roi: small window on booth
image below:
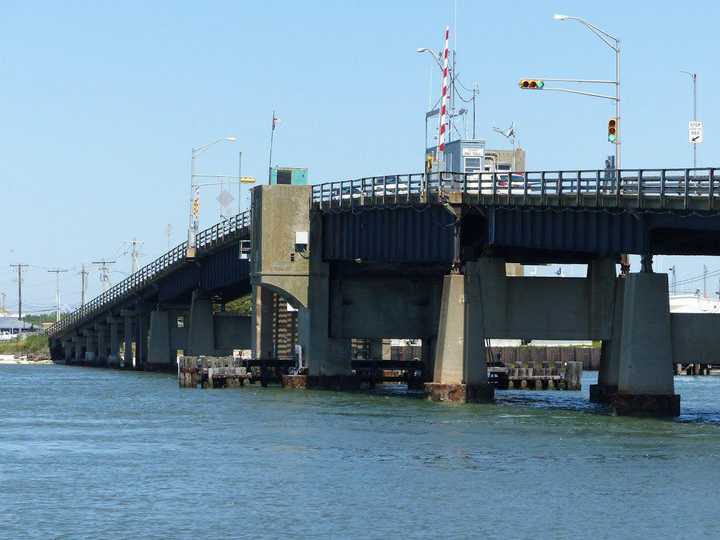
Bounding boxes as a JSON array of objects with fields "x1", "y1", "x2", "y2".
[
  {"x1": 276, "y1": 169, "x2": 292, "y2": 185},
  {"x1": 464, "y1": 157, "x2": 482, "y2": 172}
]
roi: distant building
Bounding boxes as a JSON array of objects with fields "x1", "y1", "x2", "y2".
[{"x1": 0, "y1": 317, "x2": 37, "y2": 341}]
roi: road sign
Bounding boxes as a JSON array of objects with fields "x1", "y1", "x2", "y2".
[{"x1": 689, "y1": 120, "x2": 703, "y2": 144}]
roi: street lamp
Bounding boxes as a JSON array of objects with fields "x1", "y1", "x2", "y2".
[
  {"x1": 416, "y1": 47, "x2": 443, "y2": 71},
  {"x1": 187, "y1": 136, "x2": 236, "y2": 257},
  {"x1": 493, "y1": 124, "x2": 517, "y2": 171},
  {"x1": 553, "y1": 14, "x2": 621, "y2": 169}
]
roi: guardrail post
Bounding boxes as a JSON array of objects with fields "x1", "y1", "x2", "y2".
[
  {"x1": 576, "y1": 171, "x2": 581, "y2": 206},
  {"x1": 595, "y1": 170, "x2": 601, "y2": 207},
  {"x1": 660, "y1": 170, "x2": 666, "y2": 207},
  {"x1": 637, "y1": 169, "x2": 643, "y2": 209},
  {"x1": 541, "y1": 171, "x2": 546, "y2": 205},
  {"x1": 684, "y1": 169, "x2": 690, "y2": 210},
  {"x1": 557, "y1": 171, "x2": 563, "y2": 206},
  {"x1": 710, "y1": 169, "x2": 715, "y2": 211},
  {"x1": 491, "y1": 172, "x2": 497, "y2": 205}
]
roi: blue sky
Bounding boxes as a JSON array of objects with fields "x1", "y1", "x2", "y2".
[{"x1": 2, "y1": 0, "x2": 720, "y2": 313}]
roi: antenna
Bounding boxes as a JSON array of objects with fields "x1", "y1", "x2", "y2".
[
  {"x1": 92, "y1": 260, "x2": 116, "y2": 293},
  {"x1": 47, "y1": 268, "x2": 69, "y2": 322}
]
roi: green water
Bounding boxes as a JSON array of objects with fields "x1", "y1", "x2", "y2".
[{"x1": 1, "y1": 365, "x2": 719, "y2": 539}]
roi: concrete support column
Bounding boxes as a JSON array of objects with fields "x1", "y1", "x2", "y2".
[
  {"x1": 425, "y1": 272, "x2": 492, "y2": 402},
  {"x1": 251, "y1": 285, "x2": 275, "y2": 359},
  {"x1": 611, "y1": 272, "x2": 680, "y2": 417},
  {"x1": 148, "y1": 309, "x2": 173, "y2": 369},
  {"x1": 421, "y1": 336, "x2": 436, "y2": 383},
  {"x1": 73, "y1": 337, "x2": 84, "y2": 364},
  {"x1": 187, "y1": 290, "x2": 215, "y2": 356},
  {"x1": 463, "y1": 261, "x2": 494, "y2": 402},
  {"x1": 63, "y1": 340, "x2": 73, "y2": 364},
  {"x1": 83, "y1": 329, "x2": 97, "y2": 364},
  {"x1": 136, "y1": 311, "x2": 149, "y2": 370},
  {"x1": 590, "y1": 276, "x2": 625, "y2": 403},
  {"x1": 107, "y1": 317, "x2": 121, "y2": 367},
  {"x1": 122, "y1": 311, "x2": 134, "y2": 369},
  {"x1": 425, "y1": 262, "x2": 496, "y2": 403},
  {"x1": 95, "y1": 323, "x2": 108, "y2": 366}
]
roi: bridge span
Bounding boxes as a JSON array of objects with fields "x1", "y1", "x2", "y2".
[{"x1": 48, "y1": 167, "x2": 720, "y2": 417}]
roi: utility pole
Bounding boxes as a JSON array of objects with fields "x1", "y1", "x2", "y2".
[
  {"x1": 668, "y1": 265, "x2": 677, "y2": 295},
  {"x1": 165, "y1": 224, "x2": 172, "y2": 251},
  {"x1": 125, "y1": 238, "x2": 143, "y2": 274},
  {"x1": 0, "y1": 291, "x2": 6, "y2": 314},
  {"x1": 268, "y1": 111, "x2": 278, "y2": 183},
  {"x1": 92, "y1": 260, "x2": 116, "y2": 293},
  {"x1": 47, "y1": 268, "x2": 68, "y2": 322},
  {"x1": 472, "y1": 83, "x2": 478, "y2": 139},
  {"x1": 79, "y1": 264, "x2": 89, "y2": 307},
  {"x1": 9, "y1": 264, "x2": 29, "y2": 321},
  {"x1": 681, "y1": 71, "x2": 698, "y2": 168}
]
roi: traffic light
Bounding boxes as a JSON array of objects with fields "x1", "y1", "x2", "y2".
[
  {"x1": 608, "y1": 118, "x2": 618, "y2": 143},
  {"x1": 425, "y1": 153, "x2": 434, "y2": 173},
  {"x1": 519, "y1": 79, "x2": 544, "y2": 90}
]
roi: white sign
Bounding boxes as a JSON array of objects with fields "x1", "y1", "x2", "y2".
[
  {"x1": 689, "y1": 120, "x2": 703, "y2": 144},
  {"x1": 462, "y1": 147, "x2": 484, "y2": 157}
]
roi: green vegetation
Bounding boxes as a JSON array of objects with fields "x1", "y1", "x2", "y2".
[
  {"x1": 24, "y1": 313, "x2": 63, "y2": 325},
  {"x1": 0, "y1": 335, "x2": 49, "y2": 355},
  {"x1": 224, "y1": 295, "x2": 251, "y2": 315}
]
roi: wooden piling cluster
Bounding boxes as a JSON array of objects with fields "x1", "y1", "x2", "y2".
[
  {"x1": 491, "y1": 360, "x2": 583, "y2": 391},
  {"x1": 178, "y1": 356, "x2": 250, "y2": 388},
  {"x1": 674, "y1": 363, "x2": 715, "y2": 376},
  {"x1": 490, "y1": 346, "x2": 600, "y2": 371}
]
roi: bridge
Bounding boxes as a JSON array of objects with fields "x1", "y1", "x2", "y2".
[{"x1": 48, "y1": 167, "x2": 720, "y2": 417}]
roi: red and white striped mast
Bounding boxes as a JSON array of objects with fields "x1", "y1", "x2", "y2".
[{"x1": 437, "y1": 26, "x2": 450, "y2": 171}]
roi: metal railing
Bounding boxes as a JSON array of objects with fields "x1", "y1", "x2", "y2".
[
  {"x1": 49, "y1": 210, "x2": 252, "y2": 338},
  {"x1": 311, "y1": 168, "x2": 719, "y2": 210}
]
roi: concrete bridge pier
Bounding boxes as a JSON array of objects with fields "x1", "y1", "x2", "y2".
[
  {"x1": 72, "y1": 336, "x2": 84, "y2": 364},
  {"x1": 251, "y1": 285, "x2": 275, "y2": 359},
  {"x1": 147, "y1": 309, "x2": 174, "y2": 370},
  {"x1": 135, "y1": 311, "x2": 149, "y2": 370},
  {"x1": 94, "y1": 323, "x2": 109, "y2": 366},
  {"x1": 590, "y1": 277, "x2": 625, "y2": 404},
  {"x1": 121, "y1": 309, "x2": 135, "y2": 369},
  {"x1": 421, "y1": 336, "x2": 436, "y2": 384},
  {"x1": 83, "y1": 328, "x2": 97, "y2": 365},
  {"x1": 187, "y1": 290, "x2": 215, "y2": 356},
  {"x1": 611, "y1": 270, "x2": 680, "y2": 417},
  {"x1": 306, "y1": 269, "x2": 354, "y2": 388},
  {"x1": 63, "y1": 338, "x2": 73, "y2": 364},
  {"x1": 424, "y1": 266, "x2": 494, "y2": 403},
  {"x1": 107, "y1": 316, "x2": 122, "y2": 367}
]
